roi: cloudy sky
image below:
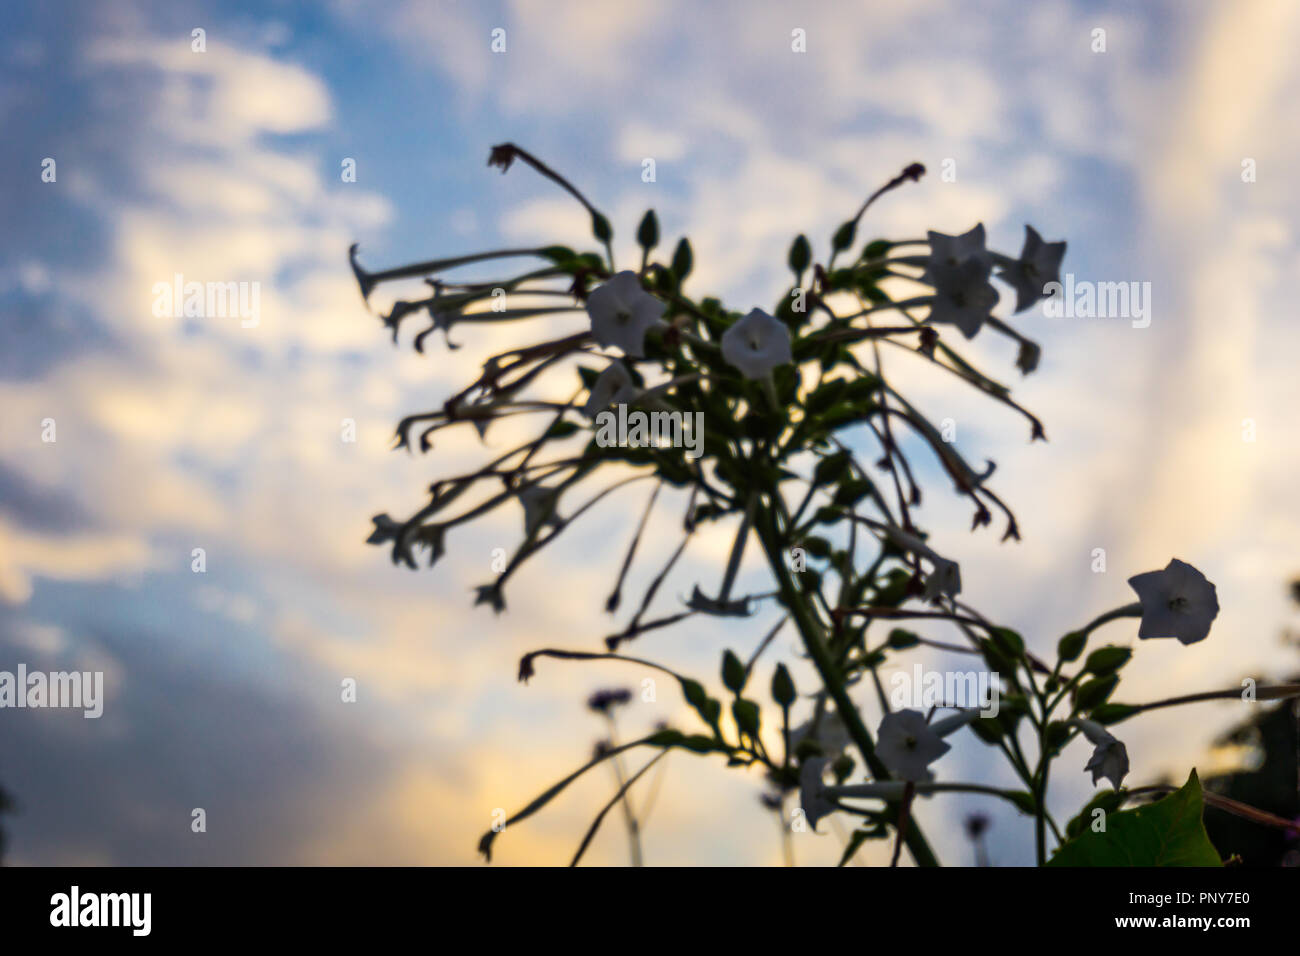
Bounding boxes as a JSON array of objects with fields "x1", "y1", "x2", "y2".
[{"x1": 2, "y1": 0, "x2": 1299, "y2": 866}]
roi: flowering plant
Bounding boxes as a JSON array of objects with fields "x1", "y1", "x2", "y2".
[{"x1": 353, "y1": 144, "x2": 1300, "y2": 866}]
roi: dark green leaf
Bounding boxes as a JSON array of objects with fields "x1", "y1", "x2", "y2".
[
  {"x1": 732, "y1": 699, "x2": 761, "y2": 736},
  {"x1": 1047, "y1": 771, "x2": 1222, "y2": 867},
  {"x1": 721, "y1": 650, "x2": 746, "y2": 694},
  {"x1": 1085, "y1": 646, "x2": 1132, "y2": 676},
  {"x1": 1075, "y1": 675, "x2": 1119, "y2": 711}
]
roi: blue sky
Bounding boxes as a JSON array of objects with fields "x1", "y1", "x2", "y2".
[{"x1": 2, "y1": 0, "x2": 1299, "y2": 865}]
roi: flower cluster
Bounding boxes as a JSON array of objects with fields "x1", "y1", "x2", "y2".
[{"x1": 356, "y1": 144, "x2": 1299, "y2": 867}]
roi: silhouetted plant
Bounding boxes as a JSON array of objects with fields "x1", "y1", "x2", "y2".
[{"x1": 355, "y1": 144, "x2": 1300, "y2": 865}]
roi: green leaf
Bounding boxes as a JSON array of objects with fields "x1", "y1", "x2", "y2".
[
  {"x1": 679, "y1": 678, "x2": 720, "y2": 732},
  {"x1": 675, "y1": 734, "x2": 729, "y2": 754},
  {"x1": 680, "y1": 677, "x2": 707, "y2": 707},
  {"x1": 1090, "y1": 702, "x2": 1140, "y2": 726},
  {"x1": 1043, "y1": 720, "x2": 1072, "y2": 757},
  {"x1": 843, "y1": 373, "x2": 882, "y2": 402},
  {"x1": 1075, "y1": 674, "x2": 1120, "y2": 711},
  {"x1": 636, "y1": 209, "x2": 659, "y2": 251},
  {"x1": 861, "y1": 239, "x2": 891, "y2": 260},
  {"x1": 801, "y1": 536, "x2": 831, "y2": 558},
  {"x1": 1064, "y1": 789, "x2": 1125, "y2": 841},
  {"x1": 991, "y1": 628, "x2": 1025, "y2": 659},
  {"x1": 537, "y1": 245, "x2": 577, "y2": 265},
  {"x1": 1085, "y1": 645, "x2": 1132, "y2": 676},
  {"x1": 732, "y1": 699, "x2": 761, "y2": 736},
  {"x1": 811, "y1": 448, "x2": 851, "y2": 483},
  {"x1": 721, "y1": 650, "x2": 746, "y2": 694},
  {"x1": 971, "y1": 716, "x2": 1004, "y2": 743},
  {"x1": 1047, "y1": 770, "x2": 1222, "y2": 867}
]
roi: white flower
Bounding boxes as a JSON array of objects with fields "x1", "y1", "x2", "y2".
[
  {"x1": 928, "y1": 707, "x2": 981, "y2": 738},
  {"x1": 1074, "y1": 718, "x2": 1130, "y2": 790},
  {"x1": 586, "y1": 271, "x2": 667, "y2": 358},
  {"x1": 876, "y1": 709, "x2": 950, "y2": 782},
  {"x1": 519, "y1": 483, "x2": 563, "y2": 537},
  {"x1": 927, "y1": 259, "x2": 999, "y2": 339},
  {"x1": 884, "y1": 525, "x2": 962, "y2": 601},
  {"x1": 720, "y1": 308, "x2": 793, "y2": 379},
  {"x1": 582, "y1": 361, "x2": 640, "y2": 419},
  {"x1": 826, "y1": 780, "x2": 910, "y2": 801},
  {"x1": 921, "y1": 224, "x2": 992, "y2": 284},
  {"x1": 997, "y1": 225, "x2": 1066, "y2": 313},
  {"x1": 790, "y1": 708, "x2": 852, "y2": 760},
  {"x1": 798, "y1": 757, "x2": 838, "y2": 833},
  {"x1": 920, "y1": 224, "x2": 998, "y2": 339},
  {"x1": 1127, "y1": 558, "x2": 1220, "y2": 645},
  {"x1": 922, "y1": 555, "x2": 962, "y2": 602}
]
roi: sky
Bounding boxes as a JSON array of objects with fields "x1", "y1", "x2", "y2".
[{"x1": 2, "y1": 0, "x2": 1299, "y2": 866}]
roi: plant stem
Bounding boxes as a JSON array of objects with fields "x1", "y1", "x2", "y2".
[{"x1": 754, "y1": 503, "x2": 940, "y2": 866}]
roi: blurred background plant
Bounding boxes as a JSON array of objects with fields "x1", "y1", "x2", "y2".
[
  {"x1": 1201, "y1": 579, "x2": 1300, "y2": 866},
  {"x1": 0, "y1": 784, "x2": 12, "y2": 865},
  {"x1": 585, "y1": 686, "x2": 670, "y2": 866}
]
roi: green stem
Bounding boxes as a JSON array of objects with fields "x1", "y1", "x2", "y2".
[
  {"x1": 1035, "y1": 755, "x2": 1051, "y2": 866},
  {"x1": 754, "y1": 503, "x2": 940, "y2": 867}
]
